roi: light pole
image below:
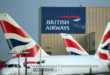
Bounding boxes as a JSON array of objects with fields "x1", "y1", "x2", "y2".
[
  {"x1": 37, "y1": 60, "x2": 45, "y2": 75},
  {"x1": 9, "y1": 51, "x2": 20, "y2": 75},
  {"x1": 89, "y1": 67, "x2": 92, "y2": 75},
  {"x1": 21, "y1": 52, "x2": 31, "y2": 75}
]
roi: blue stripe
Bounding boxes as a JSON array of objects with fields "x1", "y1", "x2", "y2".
[
  {"x1": 7, "y1": 39, "x2": 29, "y2": 50},
  {"x1": 69, "y1": 51, "x2": 81, "y2": 55},
  {"x1": 102, "y1": 43, "x2": 110, "y2": 50}
]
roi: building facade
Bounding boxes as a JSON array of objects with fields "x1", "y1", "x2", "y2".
[{"x1": 40, "y1": 7, "x2": 110, "y2": 55}]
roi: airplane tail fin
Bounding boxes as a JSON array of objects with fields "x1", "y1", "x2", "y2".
[
  {"x1": 61, "y1": 33, "x2": 88, "y2": 55},
  {"x1": 0, "y1": 13, "x2": 48, "y2": 58},
  {"x1": 95, "y1": 22, "x2": 110, "y2": 60}
]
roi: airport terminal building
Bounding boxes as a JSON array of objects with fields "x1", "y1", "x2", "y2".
[{"x1": 40, "y1": 7, "x2": 110, "y2": 55}]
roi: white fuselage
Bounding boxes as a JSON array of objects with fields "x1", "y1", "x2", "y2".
[{"x1": 1, "y1": 55, "x2": 109, "y2": 75}]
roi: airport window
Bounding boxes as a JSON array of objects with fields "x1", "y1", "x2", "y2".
[
  {"x1": 73, "y1": 65, "x2": 77, "y2": 67},
  {"x1": 63, "y1": 65, "x2": 65, "y2": 67},
  {"x1": 48, "y1": 65, "x2": 51, "y2": 67},
  {"x1": 4, "y1": 64, "x2": 8, "y2": 67},
  {"x1": 58, "y1": 65, "x2": 60, "y2": 67},
  {"x1": 93, "y1": 41, "x2": 95, "y2": 46},
  {"x1": 8, "y1": 64, "x2": 13, "y2": 67},
  {"x1": 45, "y1": 65, "x2": 47, "y2": 67},
  {"x1": 36, "y1": 65, "x2": 38, "y2": 67},
  {"x1": 50, "y1": 65, "x2": 52, "y2": 67},
  {"x1": 62, "y1": 65, "x2": 64, "y2": 67},
  {"x1": 55, "y1": 65, "x2": 57, "y2": 67},
  {"x1": 60, "y1": 65, "x2": 62, "y2": 67},
  {"x1": 51, "y1": 65, "x2": 55, "y2": 67},
  {"x1": 53, "y1": 65, "x2": 56, "y2": 67},
  {"x1": 64, "y1": 65, "x2": 66, "y2": 67},
  {"x1": 4, "y1": 64, "x2": 21, "y2": 68},
  {"x1": 48, "y1": 65, "x2": 50, "y2": 67},
  {"x1": 77, "y1": 65, "x2": 79, "y2": 67},
  {"x1": 68, "y1": 65, "x2": 70, "y2": 67},
  {"x1": 33, "y1": 65, "x2": 36, "y2": 68},
  {"x1": 15, "y1": 64, "x2": 21, "y2": 68},
  {"x1": 51, "y1": 65, "x2": 53, "y2": 67},
  {"x1": 45, "y1": 65, "x2": 48, "y2": 67},
  {"x1": 65, "y1": 65, "x2": 68, "y2": 67}
]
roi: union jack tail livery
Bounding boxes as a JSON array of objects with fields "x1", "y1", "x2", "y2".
[
  {"x1": 95, "y1": 23, "x2": 110, "y2": 60},
  {"x1": 0, "y1": 13, "x2": 48, "y2": 58},
  {"x1": 61, "y1": 33, "x2": 88, "y2": 55}
]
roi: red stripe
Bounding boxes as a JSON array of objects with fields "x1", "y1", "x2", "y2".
[
  {"x1": 13, "y1": 44, "x2": 40, "y2": 58},
  {"x1": 0, "y1": 63, "x2": 5, "y2": 68},
  {"x1": 63, "y1": 39, "x2": 85, "y2": 51},
  {"x1": 23, "y1": 61, "x2": 37, "y2": 64},
  {"x1": 0, "y1": 20, "x2": 29, "y2": 38},
  {"x1": 58, "y1": 16, "x2": 80, "y2": 18},
  {"x1": 102, "y1": 30, "x2": 110, "y2": 44},
  {"x1": 98, "y1": 52, "x2": 109, "y2": 60}
]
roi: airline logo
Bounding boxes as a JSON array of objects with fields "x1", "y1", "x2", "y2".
[
  {"x1": 98, "y1": 44, "x2": 110, "y2": 60},
  {"x1": 41, "y1": 7, "x2": 86, "y2": 34},
  {"x1": 58, "y1": 16, "x2": 81, "y2": 22},
  {"x1": 61, "y1": 33, "x2": 88, "y2": 55},
  {"x1": 102, "y1": 43, "x2": 110, "y2": 50},
  {"x1": 98, "y1": 52, "x2": 109, "y2": 60},
  {"x1": 97, "y1": 26, "x2": 110, "y2": 60},
  {"x1": 102, "y1": 30, "x2": 110, "y2": 44},
  {"x1": 63, "y1": 38, "x2": 87, "y2": 55},
  {"x1": 98, "y1": 43, "x2": 110, "y2": 60},
  {"x1": 0, "y1": 20, "x2": 40, "y2": 58},
  {"x1": 63, "y1": 39, "x2": 85, "y2": 52}
]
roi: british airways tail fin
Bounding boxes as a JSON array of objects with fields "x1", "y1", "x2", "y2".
[
  {"x1": 61, "y1": 33, "x2": 88, "y2": 55},
  {"x1": 0, "y1": 13, "x2": 48, "y2": 58},
  {"x1": 95, "y1": 22, "x2": 110, "y2": 60}
]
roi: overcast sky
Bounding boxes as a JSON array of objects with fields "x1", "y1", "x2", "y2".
[{"x1": 0, "y1": 0, "x2": 110, "y2": 60}]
